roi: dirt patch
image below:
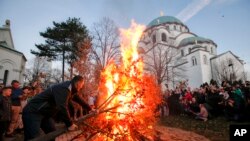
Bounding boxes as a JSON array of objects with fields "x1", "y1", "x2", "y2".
[{"x1": 155, "y1": 126, "x2": 210, "y2": 141}]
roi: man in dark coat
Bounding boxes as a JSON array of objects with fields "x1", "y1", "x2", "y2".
[
  {"x1": 22, "y1": 75, "x2": 90, "y2": 141},
  {"x1": 0, "y1": 86, "x2": 12, "y2": 141}
]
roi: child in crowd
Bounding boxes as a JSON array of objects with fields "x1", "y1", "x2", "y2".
[
  {"x1": 16, "y1": 86, "x2": 30, "y2": 131},
  {"x1": 20, "y1": 86, "x2": 30, "y2": 108},
  {"x1": 0, "y1": 86, "x2": 12, "y2": 140},
  {"x1": 195, "y1": 104, "x2": 208, "y2": 121}
]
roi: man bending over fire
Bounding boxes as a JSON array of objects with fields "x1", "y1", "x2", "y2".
[{"x1": 22, "y1": 75, "x2": 91, "y2": 141}]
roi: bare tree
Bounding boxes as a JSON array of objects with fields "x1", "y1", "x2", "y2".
[
  {"x1": 91, "y1": 17, "x2": 120, "y2": 70},
  {"x1": 24, "y1": 56, "x2": 52, "y2": 86},
  {"x1": 243, "y1": 71, "x2": 248, "y2": 81},
  {"x1": 140, "y1": 39, "x2": 185, "y2": 89},
  {"x1": 50, "y1": 68, "x2": 62, "y2": 83},
  {"x1": 24, "y1": 69, "x2": 34, "y2": 85},
  {"x1": 213, "y1": 58, "x2": 243, "y2": 84}
]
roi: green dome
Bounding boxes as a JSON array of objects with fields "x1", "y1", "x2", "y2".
[
  {"x1": 148, "y1": 16, "x2": 183, "y2": 27},
  {"x1": 179, "y1": 36, "x2": 214, "y2": 47}
]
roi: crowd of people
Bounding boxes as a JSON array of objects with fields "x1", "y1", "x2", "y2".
[
  {"x1": 1, "y1": 77, "x2": 250, "y2": 140},
  {"x1": 159, "y1": 80, "x2": 250, "y2": 122},
  {"x1": 0, "y1": 76, "x2": 96, "y2": 141},
  {"x1": 0, "y1": 80, "x2": 41, "y2": 140}
]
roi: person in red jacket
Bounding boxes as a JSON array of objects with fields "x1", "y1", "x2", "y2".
[{"x1": 184, "y1": 87, "x2": 193, "y2": 102}]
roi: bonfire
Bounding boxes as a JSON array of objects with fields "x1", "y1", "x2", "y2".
[{"x1": 36, "y1": 21, "x2": 162, "y2": 141}]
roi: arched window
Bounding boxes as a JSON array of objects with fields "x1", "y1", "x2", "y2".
[
  {"x1": 192, "y1": 56, "x2": 197, "y2": 66},
  {"x1": 181, "y1": 50, "x2": 184, "y2": 57},
  {"x1": 203, "y1": 55, "x2": 207, "y2": 64},
  {"x1": 211, "y1": 47, "x2": 213, "y2": 54},
  {"x1": 161, "y1": 33, "x2": 167, "y2": 42},
  {"x1": 205, "y1": 46, "x2": 207, "y2": 51},
  {"x1": 166, "y1": 26, "x2": 169, "y2": 31},
  {"x1": 228, "y1": 59, "x2": 233, "y2": 66},
  {"x1": 173, "y1": 25, "x2": 176, "y2": 30},
  {"x1": 152, "y1": 34, "x2": 156, "y2": 43},
  {"x1": 3, "y1": 70, "x2": 9, "y2": 86}
]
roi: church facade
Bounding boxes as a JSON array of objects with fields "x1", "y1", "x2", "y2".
[
  {"x1": 0, "y1": 20, "x2": 26, "y2": 85},
  {"x1": 139, "y1": 16, "x2": 245, "y2": 88}
]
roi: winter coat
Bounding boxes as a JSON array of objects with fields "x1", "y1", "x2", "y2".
[
  {"x1": 23, "y1": 81, "x2": 74, "y2": 127},
  {"x1": 0, "y1": 95, "x2": 12, "y2": 121},
  {"x1": 11, "y1": 87, "x2": 23, "y2": 106}
]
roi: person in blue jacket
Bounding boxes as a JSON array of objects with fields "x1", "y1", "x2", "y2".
[{"x1": 6, "y1": 80, "x2": 23, "y2": 137}]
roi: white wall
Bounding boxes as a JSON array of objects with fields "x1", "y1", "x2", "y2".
[
  {"x1": 0, "y1": 28, "x2": 14, "y2": 49},
  {"x1": 0, "y1": 47, "x2": 26, "y2": 85},
  {"x1": 199, "y1": 51, "x2": 212, "y2": 84},
  {"x1": 184, "y1": 51, "x2": 203, "y2": 88}
]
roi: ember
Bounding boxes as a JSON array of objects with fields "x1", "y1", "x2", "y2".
[{"x1": 77, "y1": 20, "x2": 162, "y2": 141}]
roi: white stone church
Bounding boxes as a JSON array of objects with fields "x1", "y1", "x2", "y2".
[
  {"x1": 139, "y1": 16, "x2": 245, "y2": 89},
  {"x1": 0, "y1": 20, "x2": 26, "y2": 85}
]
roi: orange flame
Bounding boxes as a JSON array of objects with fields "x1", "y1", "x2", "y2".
[{"x1": 93, "y1": 20, "x2": 161, "y2": 141}]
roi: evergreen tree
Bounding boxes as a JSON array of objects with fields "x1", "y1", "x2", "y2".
[{"x1": 31, "y1": 17, "x2": 90, "y2": 81}]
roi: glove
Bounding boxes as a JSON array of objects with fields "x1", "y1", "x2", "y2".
[{"x1": 68, "y1": 123, "x2": 78, "y2": 131}]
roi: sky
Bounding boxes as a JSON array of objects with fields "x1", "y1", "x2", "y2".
[{"x1": 0, "y1": 0, "x2": 250, "y2": 76}]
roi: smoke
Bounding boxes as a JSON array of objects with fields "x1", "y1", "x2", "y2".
[{"x1": 176, "y1": 0, "x2": 212, "y2": 23}]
